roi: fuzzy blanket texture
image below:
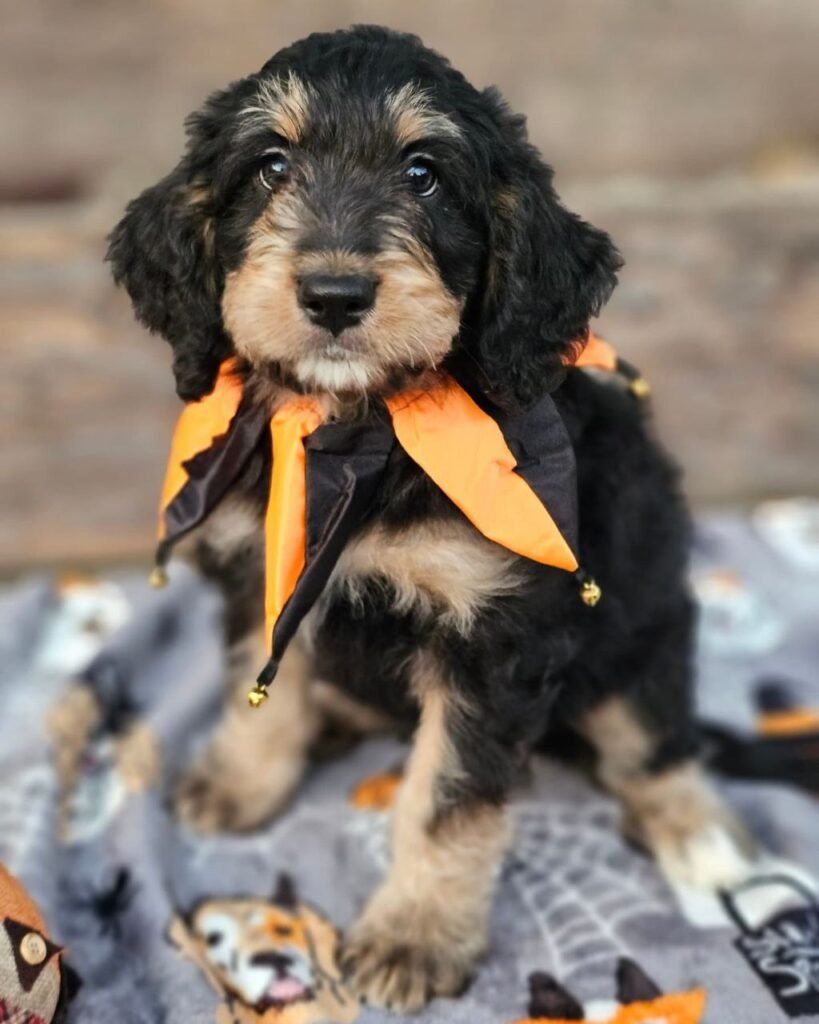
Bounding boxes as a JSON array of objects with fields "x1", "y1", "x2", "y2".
[{"x1": 1, "y1": 501, "x2": 819, "y2": 1024}]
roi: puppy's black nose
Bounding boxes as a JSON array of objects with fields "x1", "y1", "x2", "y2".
[{"x1": 297, "y1": 274, "x2": 375, "y2": 335}]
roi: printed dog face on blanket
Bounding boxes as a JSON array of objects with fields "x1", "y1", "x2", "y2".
[
  {"x1": 108, "y1": 26, "x2": 620, "y2": 405},
  {"x1": 168, "y1": 877, "x2": 358, "y2": 1024}
]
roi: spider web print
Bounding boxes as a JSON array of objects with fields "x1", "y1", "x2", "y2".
[
  {"x1": 506, "y1": 800, "x2": 672, "y2": 983},
  {"x1": 345, "y1": 807, "x2": 392, "y2": 873},
  {"x1": 0, "y1": 763, "x2": 57, "y2": 876},
  {"x1": 345, "y1": 796, "x2": 674, "y2": 984}
]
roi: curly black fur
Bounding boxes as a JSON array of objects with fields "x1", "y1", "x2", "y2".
[
  {"x1": 106, "y1": 87, "x2": 242, "y2": 398},
  {"x1": 464, "y1": 87, "x2": 622, "y2": 402}
]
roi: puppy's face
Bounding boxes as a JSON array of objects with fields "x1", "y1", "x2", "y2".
[
  {"x1": 219, "y1": 71, "x2": 479, "y2": 396},
  {"x1": 109, "y1": 27, "x2": 621, "y2": 406}
]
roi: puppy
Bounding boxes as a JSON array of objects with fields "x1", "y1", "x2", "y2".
[{"x1": 108, "y1": 26, "x2": 753, "y2": 1011}]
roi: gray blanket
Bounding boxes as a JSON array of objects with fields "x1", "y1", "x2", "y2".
[{"x1": 2, "y1": 501, "x2": 819, "y2": 1024}]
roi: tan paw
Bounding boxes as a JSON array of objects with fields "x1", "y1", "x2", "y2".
[
  {"x1": 618, "y1": 762, "x2": 757, "y2": 891},
  {"x1": 339, "y1": 918, "x2": 472, "y2": 1012},
  {"x1": 174, "y1": 750, "x2": 302, "y2": 833}
]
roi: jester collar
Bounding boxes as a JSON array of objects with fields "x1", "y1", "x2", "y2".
[{"x1": 153, "y1": 333, "x2": 645, "y2": 704}]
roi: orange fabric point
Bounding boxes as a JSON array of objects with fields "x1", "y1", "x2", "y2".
[
  {"x1": 158, "y1": 359, "x2": 244, "y2": 538},
  {"x1": 386, "y1": 377, "x2": 578, "y2": 572},
  {"x1": 569, "y1": 331, "x2": 618, "y2": 372},
  {"x1": 264, "y1": 399, "x2": 325, "y2": 652}
]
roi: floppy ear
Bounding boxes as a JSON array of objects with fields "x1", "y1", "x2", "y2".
[
  {"x1": 477, "y1": 91, "x2": 622, "y2": 405},
  {"x1": 106, "y1": 96, "x2": 236, "y2": 401}
]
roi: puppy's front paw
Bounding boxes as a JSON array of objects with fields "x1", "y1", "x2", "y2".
[
  {"x1": 339, "y1": 917, "x2": 472, "y2": 1012},
  {"x1": 174, "y1": 748, "x2": 301, "y2": 833}
]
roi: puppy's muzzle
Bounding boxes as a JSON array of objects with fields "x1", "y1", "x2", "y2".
[{"x1": 297, "y1": 273, "x2": 376, "y2": 336}]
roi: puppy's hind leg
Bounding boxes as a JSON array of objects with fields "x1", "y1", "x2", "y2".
[{"x1": 582, "y1": 680, "x2": 756, "y2": 889}]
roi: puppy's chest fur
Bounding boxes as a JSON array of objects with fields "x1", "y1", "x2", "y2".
[
  {"x1": 310, "y1": 511, "x2": 526, "y2": 721},
  {"x1": 197, "y1": 487, "x2": 523, "y2": 632},
  {"x1": 189, "y1": 470, "x2": 523, "y2": 721},
  {"x1": 191, "y1": 439, "x2": 526, "y2": 655},
  {"x1": 328, "y1": 520, "x2": 523, "y2": 636}
]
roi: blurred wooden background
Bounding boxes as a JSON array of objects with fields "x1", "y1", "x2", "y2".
[{"x1": 2, "y1": 0, "x2": 819, "y2": 572}]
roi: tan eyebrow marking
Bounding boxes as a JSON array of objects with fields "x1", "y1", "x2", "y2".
[
  {"x1": 239, "y1": 71, "x2": 313, "y2": 143},
  {"x1": 386, "y1": 83, "x2": 463, "y2": 147}
]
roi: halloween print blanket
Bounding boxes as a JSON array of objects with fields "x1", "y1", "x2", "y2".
[{"x1": 1, "y1": 500, "x2": 819, "y2": 1024}]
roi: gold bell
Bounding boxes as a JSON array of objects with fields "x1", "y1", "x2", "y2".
[
  {"x1": 580, "y1": 578, "x2": 603, "y2": 607},
  {"x1": 247, "y1": 683, "x2": 269, "y2": 709},
  {"x1": 629, "y1": 376, "x2": 651, "y2": 399},
  {"x1": 149, "y1": 566, "x2": 169, "y2": 589}
]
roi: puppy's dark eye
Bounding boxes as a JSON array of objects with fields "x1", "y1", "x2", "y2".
[
  {"x1": 259, "y1": 151, "x2": 290, "y2": 190},
  {"x1": 405, "y1": 157, "x2": 438, "y2": 198}
]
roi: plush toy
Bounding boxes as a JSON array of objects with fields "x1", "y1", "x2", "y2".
[
  {"x1": 514, "y1": 958, "x2": 705, "y2": 1024},
  {"x1": 0, "y1": 863, "x2": 79, "y2": 1023},
  {"x1": 151, "y1": 333, "x2": 645, "y2": 701}
]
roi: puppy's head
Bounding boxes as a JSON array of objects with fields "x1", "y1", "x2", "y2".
[{"x1": 108, "y1": 26, "x2": 621, "y2": 405}]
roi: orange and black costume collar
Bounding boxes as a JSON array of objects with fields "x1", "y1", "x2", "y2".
[{"x1": 152, "y1": 333, "x2": 645, "y2": 704}]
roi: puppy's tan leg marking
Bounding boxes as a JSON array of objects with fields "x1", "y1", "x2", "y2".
[
  {"x1": 340, "y1": 656, "x2": 510, "y2": 1012},
  {"x1": 582, "y1": 697, "x2": 755, "y2": 888},
  {"x1": 174, "y1": 628, "x2": 320, "y2": 833},
  {"x1": 336, "y1": 521, "x2": 522, "y2": 637}
]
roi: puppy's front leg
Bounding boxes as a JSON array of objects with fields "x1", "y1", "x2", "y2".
[
  {"x1": 340, "y1": 655, "x2": 510, "y2": 1012},
  {"x1": 173, "y1": 496, "x2": 322, "y2": 832},
  {"x1": 175, "y1": 629, "x2": 320, "y2": 832}
]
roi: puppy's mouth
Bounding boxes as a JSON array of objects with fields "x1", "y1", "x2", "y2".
[
  {"x1": 308, "y1": 330, "x2": 366, "y2": 362},
  {"x1": 316, "y1": 340, "x2": 348, "y2": 362}
]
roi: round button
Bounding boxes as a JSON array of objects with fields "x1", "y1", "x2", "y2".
[{"x1": 20, "y1": 931, "x2": 47, "y2": 966}]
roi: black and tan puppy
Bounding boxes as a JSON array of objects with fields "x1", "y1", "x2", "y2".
[{"x1": 108, "y1": 26, "x2": 753, "y2": 1011}]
